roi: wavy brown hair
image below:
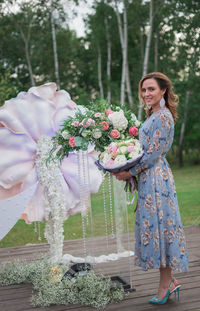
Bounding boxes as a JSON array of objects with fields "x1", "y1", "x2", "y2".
[{"x1": 138, "y1": 72, "x2": 179, "y2": 123}]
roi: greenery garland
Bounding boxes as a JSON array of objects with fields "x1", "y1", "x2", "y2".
[{"x1": 0, "y1": 258, "x2": 125, "y2": 308}]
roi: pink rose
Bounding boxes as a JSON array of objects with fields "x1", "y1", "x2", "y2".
[
  {"x1": 101, "y1": 121, "x2": 109, "y2": 131},
  {"x1": 110, "y1": 129, "x2": 120, "y2": 139},
  {"x1": 73, "y1": 121, "x2": 79, "y2": 127},
  {"x1": 109, "y1": 145, "x2": 118, "y2": 153},
  {"x1": 68, "y1": 136, "x2": 76, "y2": 147},
  {"x1": 129, "y1": 126, "x2": 138, "y2": 137},
  {"x1": 106, "y1": 159, "x2": 114, "y2": 166},
  {"x1": 80, "y1": 118, "x2": 95, "y2": 128},
  {"x1": 127, "y1": 146, "x2": 135, "y2": 153},
  {"x1": 105, "y1": 109, "x2": 114, "y2": 115}
]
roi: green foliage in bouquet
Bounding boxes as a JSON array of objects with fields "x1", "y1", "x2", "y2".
[
  {"x1": 50, "y1": 100, "x2": 142, "y2": 162},
  {"x1": 0, "y1": 258, "x2": 125, "y2": 308}
]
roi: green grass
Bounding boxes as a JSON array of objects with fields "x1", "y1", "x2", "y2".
[{"x1": 0, "y1": 165, "x2": 199, "y2": 248}]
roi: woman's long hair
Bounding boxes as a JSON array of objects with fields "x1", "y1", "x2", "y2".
[{"x1": 138, "y1": 72, "x2": 179, "y2": 123}]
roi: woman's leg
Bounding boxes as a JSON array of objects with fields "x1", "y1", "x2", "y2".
[{"x1": 157, "y1": 266, "x2": 174, "y2": 299}]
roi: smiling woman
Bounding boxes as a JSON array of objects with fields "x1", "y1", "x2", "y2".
[
  {"x1": 113, "y1": 72, "x2": 189, "y2": 305},
  {"x1": 141, "y1": 78, "x2": 166, "y2": 112}
]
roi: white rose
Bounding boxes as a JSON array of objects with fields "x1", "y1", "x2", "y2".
[
  {"x1": 102, "y1": 152, "x2": 112, "y2": 164},
  {"x1": 108, "y1": 110, "x2": 128, "y2": 130},
  {"x1": 134, "y1": 140, "x2": 142, "y2": 150},
  {"x1": 92, "y1": 128, "x2": 102, "y2": 139},
  {"x1": 81, "y1": 129, "x2": 90, "y2": 137},
  {"x1": 114, "y1": 154, "x2": 127, "y2": 163},
  {"x1": 119, "y1": 146, "x2": 127, "y2": 154},
  {"x1": 61, "y1": 130, "x2": 71, "y2": 139}
]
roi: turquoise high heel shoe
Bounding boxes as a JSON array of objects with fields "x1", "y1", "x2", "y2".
[{"x1": 149, "y1": 279, "x2": 181, "y2": 304}]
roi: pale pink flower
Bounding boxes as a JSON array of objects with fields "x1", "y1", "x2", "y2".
[
  {"x1": 80, "y1": 118, "x2": 95, "y2": 128},
  {"x1": 109, "y1": 144, "x2": 118, "y2": 153},
  {"x1": 72, "y1": 121, "x2": 79, "y2": 127},
  {"x1": 127, "y1": 146, "x2": 135, "y2": 153},
  {"x1": 105, "y1": 109, "x2": 114, "y2": 115},
  {"x1": 106, "y1": 159, "x2": 114, "y2": 166},
  {"x1": 94, "y1": 112, "x2": 101, "y2": 118},
  {"x1": 0, "y1": 83, "x2": 102, "y2": 226}
]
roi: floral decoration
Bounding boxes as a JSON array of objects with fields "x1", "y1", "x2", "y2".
[
  {"x1": 50, "y1": 105, "x2": 142, "y2": 161},
  {"x1": 0, "y1": 258, "x2": 125, "y2": 308}
]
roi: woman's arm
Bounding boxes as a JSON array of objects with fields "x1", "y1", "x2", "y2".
[
  {"x1": 113, "y1": 112, "x2": 173, "y2": 181},
  {"x1": 129, "y1": 112, "x2": 173, "y2": 176}
]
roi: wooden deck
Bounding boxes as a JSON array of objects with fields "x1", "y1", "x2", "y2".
[{"x1": 0, "y1": 225, "x2": 200, "y2": 311}]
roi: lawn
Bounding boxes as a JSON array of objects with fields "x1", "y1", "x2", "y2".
[{"x1": 0, "y1": 165, "x2": 199, "y2": 248}]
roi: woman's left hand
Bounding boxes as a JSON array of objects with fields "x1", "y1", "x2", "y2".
[{"x1": 112, "y1": 171, "x2": 132, "y2": 181}]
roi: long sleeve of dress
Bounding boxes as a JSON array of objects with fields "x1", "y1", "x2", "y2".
[{"x1": 129, "y1": 111, "x2": 173, "y2": 176}]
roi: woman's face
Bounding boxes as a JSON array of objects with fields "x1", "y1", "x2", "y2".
[{"x1": 141, "y1": 78, "x2": 166, "y2": 112}]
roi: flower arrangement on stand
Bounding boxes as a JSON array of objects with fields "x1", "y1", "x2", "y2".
[
  {"x1": 50, "y1": 105, "x2": 143, "y2": 197},
  {"x1": 50, "y1": 105, "x2": 142, "y2": 161}
]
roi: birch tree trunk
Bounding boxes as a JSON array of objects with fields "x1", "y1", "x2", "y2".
[
  {"x1": 19, "y1": 25, "x2": 35, "y2": 86},
  {"x1": 97, "y1": 44, "x2": 104, "y2": 98},
  {"x1": 138, "y1": 0, "x2": 153, "y2": 120},
  {"x1": 104, "y1": 15, "x2": 111, "y2": 106},
  {"x1": 178, "y1": 91, "x2": 190, "y2": 167},
  {"x1": 154, "y1": 32, "x2": 158, "y2": 71},
  {"x1": 140, "y1": 26, "x2": 144, "y2": 61},
  {"x1": 50, "y1": 0, "x2": 60, "y2": 89},
  {"x1": 115, "y1": 1, "x2": 125, "y2": 105},
  {"x1": 115, "y1": 0, "x2": 133, "y2": 106}
]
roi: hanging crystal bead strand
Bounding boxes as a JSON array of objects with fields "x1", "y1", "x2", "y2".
[
  {"x1": 77, "y1": 151, "x2": 87, "y2": 259},
  {"x1": 81, "y1": 151, "x2": 89, "y2": 226},
  {"x1": 108, "y1": 173, "x2": 115, "y2": 238},
  {"x1": 126, "y1": 188, "x2": 131, "y2": 205},
  {"x1": 125, "y1": 197, "x2": 133, "y2": 289},
  {"x1": 102, "y1": 174, "x2": 109, "y2": 249},
  {"x1": 86, "y1": 151, "x2": 94, "y2": 236}
]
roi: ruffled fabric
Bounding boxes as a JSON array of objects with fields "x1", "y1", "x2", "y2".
[{"x1": 0, "y1": 83, "x2": 102, "y2": 224}]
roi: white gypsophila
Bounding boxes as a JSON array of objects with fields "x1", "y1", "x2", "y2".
[
  {"x1": 131, "y1": 113, "x2": 141, "y2": 127},
  {"x1": 35, "y1": 135, "x2": 66, "y2": 263},
  {"x1": 114, "y1": 154, "x2": 127, "y2": 164},
  {"x1": 108, "y1": 110, "x2": 128, "y2": 130},
  {"x1": 119, "y1": 146, "x2": 127, "y2": 154},
  {"x1": 131, "y1": 113, "x2": 137, "y2": 121},
  {"x1": 61, "y1": 130, "x2": 71, "y2": 140},
  {"x1": 102, "y1": 152, "x2": 112, "y2": 164},
  {"x1": 92, "y1": 128, "x2": 102, "y2": 139},
  {"x1": 135, "y1": 120, "x2": 141, "y2": 127}
]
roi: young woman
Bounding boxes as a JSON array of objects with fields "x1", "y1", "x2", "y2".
[{"x1": 113, "y1": 72, "x2": 189, "y2": 304}]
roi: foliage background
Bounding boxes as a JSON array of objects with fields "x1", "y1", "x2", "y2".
[{"x1": 0, "y1": 0, "x2": 199, "y2": 165}]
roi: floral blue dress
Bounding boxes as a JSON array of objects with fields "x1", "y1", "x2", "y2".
[{"x1": 129, "y1": 107, "x2": 189, "y2": 272}]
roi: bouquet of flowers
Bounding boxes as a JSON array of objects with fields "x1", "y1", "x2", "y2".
[
  {"x1": 95, "y1": 139, "x2": 143, "y2": 173},
  {"x1": 50, "y1": 102, "x2": 142, "y2": 163},
  {"x1": 50, "y1": 101, "x2": 143, "y2": 203}
]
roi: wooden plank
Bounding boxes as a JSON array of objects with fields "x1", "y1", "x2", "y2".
[{"x1": 0, "y1": 226, "x2": 200, "y2": 311}]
